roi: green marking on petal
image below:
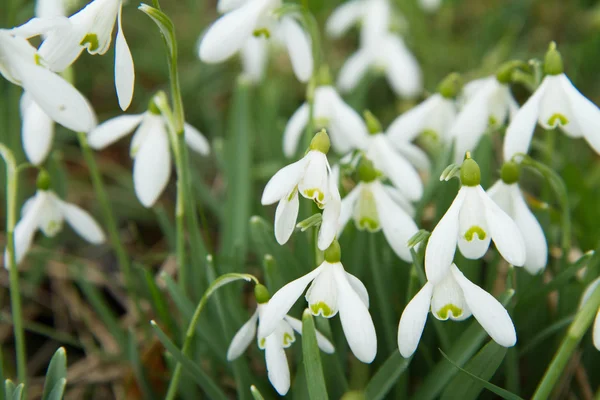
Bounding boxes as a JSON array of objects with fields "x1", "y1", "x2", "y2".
[
  {"x1": 464, "y1": 225, "x2": 486, "y2": 241},
  {"x1": 259, "y1": 338, "x2": 266, "y2": 348},
  {"x1": 314, "y1": 117, "x2": 330, "y2": 127},
  {"x1": 547, "y1": 113, "x2": 568, "y2": 127},
  {"x1": 80, "y1": 33, "x2": 99, "y2": 52},
  {"x1": 436, "y1": 304, "x2": 463, "y2": 320},
  {"x1": 358, "y1": 217, "x2": 380, "y2": 232},
  {"x1": 287, "y1": 186, "x2": 298, "y2": 202},
  {"x1": 253, "y1": 28, "x2": 271, "y2": 38},
  {"x1": 355, "y1": 189, "x2": 380, "y2": 232},
  {"x1": 282, "y1": 333, "x2": 294, "y2": 346},
  {"x1": 34, "y1": 53, "x2": 43, "y2": 66},
  {"x1": 304, "y1": 188, "x2": 325, "y2": 208},
  {"x1": 310, "y1": 302, "x2": 333, "y2": 317},
  {"x1": 420, "y1": 129, "x2": 439, "y2": 142},
  {"x1": 488, "y1": 115, "x2": 498, "y2": 126}
]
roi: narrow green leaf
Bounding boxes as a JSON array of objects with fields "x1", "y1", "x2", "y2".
[
  {"x1": 250, "y1": 385, "x2": 265, "y2": 400},
  {"x1": 42, "y1": 347, "x2": 67, "y2": 400},
  {"x1": 4, "y1": 381, "x2": 23, "y2": 400},
  {"x1": 45, "y1": 378, "x2": 66, "y2": 400},
  {"x1": 439, "y1": 350, "x2": 524, "y2": 400},
  {"x1": 127, "y1": 330, "x2": 155, "y2": 400},
  {"x1": 364, "y1": 351, "x2": 411, "y2": 400},
  {"x1": 151, "y1": 322, "x2": 228, "y2": 400},
  {"x1": 441, "y1": 341, "x2": 508, "y2": 400},
  {"x1": 302, "y1": 310, "x2": 329, "y2": 400},
  {"x1": 141, "y1": 267, "x2": 179, "y2": 338},
  {"x1": 0, "y1": 347, "x2": 4, "y2": 400},
  {"x1": 138, "y1": 4, "x2": 175, "y2": 57},
  {"x1": 519, "y1": 316, "x2": 573, "y2": 356}
]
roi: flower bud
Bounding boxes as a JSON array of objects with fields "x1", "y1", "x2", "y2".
[
  {"x1": 36, "y1": 169, "x2": 51, "y2": 191},
  {"x1": 357, "y1": 157, "x2": 379, "y2": 183},
  {"x1": 438, "y1": 72, "x2": 463, "y2": 98},
  {"x1": 254, "y1": 284, "x2": 271, "y2": 304},
  {"x1": 460, "y1": 153, "x2": 481, "y2": 187},
  {"x1": 500, "y1": 161, "x2": 520, "y2": 184},
  {"x1": 363, "y1": 110, "x2": 382, "y2": 135},
  {"x1": 324, "y1": 239, "x2": 341, "y2": 263},
  {"x1": 544, "y1": 41, "x2": 563, "y2": 76},
  {"x1": 309, "y1": 129, "x2": 331, "y2": 154}
]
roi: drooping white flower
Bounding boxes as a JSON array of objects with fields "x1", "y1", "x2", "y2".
[
  {"x1": 87, "y1": 108, "x2": 210, "y2": 208},
  {"x1": 198, "y1": 0, "x2": 313, "y2": 83},
  {"x1": 261, "y1": 130, "x2": 340, "y2": 250},
  {"x1": 487, "y1": 162, "x2": 547, "y2": 274},
  {"x1": 387, "y1": 73, "x2": 462, "y2": 145},
  {"x1": 338, "y1": 32, "x2": 422, "y2": 99},
  {"x1": 0, "y1": 29, "x2": 96, "y2": 134},
  {"x1": 36, "y1": 0, "x2": 134, "y2": 110},
  {"x1": 503, "y1": 44, "x2": 600, "y2": 160},
  {"x1": 425, "y1": 157, "x2": 526, "y2": 285},
  {"x1": 338, "y1": 157, "x2": 418, "y2": 262},
  {"x1": 227, "y1": 285, "x2": 334, "y2": 395},
  {"x1": 449, "y1": 76, "x2": 518, "y2": 163},
  {"x1": 326, "y1": 0, "x2": 391, "y2": 44},
  {"x1": 258, "y1": 240, "x2": 377, "y2": 363},
  {"x1": 283, "y1": 84, "x2": 368, "y2": 157},
  {"x1": 398, "y1": 263, "x2": 516, "y2": 357},
  {"x1": 4, "y1": 186, "x2": 105, "y2": 267},
  {"x1": 579, "y1": 277, "x2": 600, "y2": 351}
]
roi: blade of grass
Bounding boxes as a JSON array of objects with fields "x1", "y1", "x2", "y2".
[
  {"x1": 42, "y1": 347, "x2": 66, "y2": 400},
  {"x1": 127, "y1": 330, "x2": 156, "y2": 400},
  {"x1": 302, "y1": 310, "x2": 329, "y2": 400},
  {"x1": 364, "y1": 351, "x2": 411, "y2": 400}
]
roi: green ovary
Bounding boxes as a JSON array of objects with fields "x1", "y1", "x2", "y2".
[
  {"x1": 80, "y1": 33, "x2": 99, "y2": 52},
  {"x1": 547, "y1": 113, "x2": 568, "y2": 127},
  {"x1": 464, "y1": 226, "x2": 486, "y2": 241},
  {"x1": 436, "y1": 304, "x2": 463, "y2": 320},
  {"x1": 310, "y1": 302, "x2": 333, "y2": 317}
]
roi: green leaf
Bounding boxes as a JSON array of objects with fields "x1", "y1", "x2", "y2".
[
  {"x1": 44, "y1": 378, "x2": 66, "y2": 400},
  {"x1": 138, "y1": 4, "x2": 175, "y2": 58},
  {"x1": 42, "y1": 347, "x2": 67, "y2": 400},
  {"x1": 439, "y1": 349, "x2": 524, "y2": 400},
  {"x1": 364, "y1": 351, "x2": 411, "y2": 400},
  {"x1": 127, "y1": 330, "x2": 155, "y2": 400},
  {"x1": 151, "y1": 322, "x2": 228, "y2": 400},
  {"x1": 441, "y1": 341, "x2": 508, "y2": 400},
  {"x1": 250, "y1": 385, "x2": 265, "y2": 400},
  {"x1": 4, "y1": 381, "x2": 23, "y2": 400},
  {"x1": 302, "y1": 310, "x2": 329, "y2": 400}
]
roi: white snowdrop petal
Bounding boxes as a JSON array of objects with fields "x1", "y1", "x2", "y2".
[
  {"x1": 424, "y1": 188, "x2": 466, "y2": 284},
  {"x1": 274, "y1": 190, "x2": 299, "y2": 245},
  {"x1": 394, "y1": 141, "x2": 431, "y2": 172},
  {"x1": 593, "y1": 309, "x2": 600, "y2": 351},
  {"x1": 559, "y1": 74, "x2": 600, "y2": 154},
  {"x1": 510, "y1": 185, "x2": 547, "y2": 273},
  {"x1": 11, "y1": 16, "x2": 69, "y2": 38},
  {"x1": 345, "y1": 271, "x2": 369, "y2": 308},
  {"x1": 383, "y1": 185, "x2": 415, "y2": 216},
  {"x1": 133, "y1": 126, "x2": 172, "y2": 207},
  {"x1": 264, "y1": 335, "x2": 290, "y2": 395},
  {"x1": 183, "y1": 123, "x2": 210, "y2": 155},
  {"x1": 280, "y1": 17, "x2": 313, "y2": 83},
  {"x1": 217, "y1": 0, "x2": 247, "y2": 13},
  {"x1": 383, "y1": 35, "x2": 422, "y2": 98},
  {"x1": 479, "y1": 186, "x2": 526, "y2": 267},
  {"x1": 36, "y1": 0, "x2": 66, "y2": 18},
  {"x1": 115, "y1": 4, "x2": 135, "y2": 111},
  {"x1": 387, "y1": 95, "x2": 440, "y2": 143},
  {"x1": 457, "y1": 187, "x2": 491, "y2": 260},
  {"x1": 87, "y1": 114, "x2": 144, "y2": 149},
  {"x1": 283, "y1": 103, "x2": 309, "y2": 158},
  {"x1": 338, "y1": 184, "x2": 361, "y2": 236},
  {"x1": 284, "y1": 316, "x2": 336, "y2": 354},
  {"x1": 258, "y1": 265, "x2": 324, "y2": 338},
  {"x1": 261, "y1": 158, "x2": 307, "y2": 205},
  {"x1": 21, "y1": 95, "x2": 54, "y2": 165},
  {"x1": 240, "y1": 36, "x2": 268, "y2": 83},
  {"x1": 334, "y1": 264, "x2": 377, "y2": 363},
  {"x1": 361, "y1": 0, "x2": 390, "y2": 45},
  {"x1": 326, "y1": 0, "x2": 365, "y2": 38},
  {"x1": 397, "y1": 282, "x2": 432, "y2": 358},
  {"x1": 452, "y1": 265, "x2": 516, "y2": 347},
  {"x1": 7, "y1": 195, "x2": 45, "y2": 266},
  {"x1": 37, "y1": 22, "x2": 85, "y2": 72},
  {"x1": 318, "y1": 175, "x2": 341, "y2": 250},
  {"x1": 227, "y1": 309, "x2": 258, "y2": 360},
  {"x1": 330, "y1": 94, "x2": 369, "y2": 151},
  {"x1": 337, "y1": 49, "x2": 371, "y2": 93},
  {"x1": 60, "y1": 202, "x2": 106, "y2": 244}
]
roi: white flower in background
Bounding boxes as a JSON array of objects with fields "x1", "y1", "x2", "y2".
[
  {"x1": 258, "y1": 240, "x2": 377, "y2": 363},
  {"x1": 227, "y1": 285, "x2": 334, "y2": 395},
  {"x1": 87, "y1": 105, "x2": 210, "y2": 208},
  {"x1": 326, "y1": 0, "x2": 391, "y2": 44},
  {"x1": 418, "y1": 0, "x2": 442, "y2": 12},
  {"x1": 397, "y1": 263, "x2": 516, "y2": 357},
  {"x1": 338, "y1": 157, "x2": 418, "y2": 262},
  {"x1": 425, "y1": 156, "x2": 526, "y2": 284},
  {"x1": 503, "y1": 43, "x2": 600, "y2": 160},
  {"x1": 240, "y1": 35, "x2": 268, "y2": 84},
  {"x1": 199, "y1": 0, "x2": 313, "y2": 83},
  {"x1": 579, "y1": 277, "x2": 600, "y2": 351},
  {"x1": 487, "y1": 162, "x2": 547, "y2": 274},
  {"x1": 261, "y1": 130, "x2": 340, "y2": 250},
  {"x1": 338, "y1": 32, "x2": 422, "y2": 99},
  {"x1": 37, "y1": 0, "x2": 135, "y2": 110},
  {"x1": 449, "y1": 75, "x2": 518, "y2": 163},
  {"x1": 36, "y1": 0, "x2": 67, "y2": 19},
  {"x1": 283, "y1": 82, "x2": 368, "y2": 157},
  {"x1": 4, "y1": 174, "x2": 105, "y2": 267},
  {"x1": 387, "y1": 73, "x2": 461, "y2": 145},
  {"x1": 0, "y1": 29, "x2": 96, "y2": 134}
]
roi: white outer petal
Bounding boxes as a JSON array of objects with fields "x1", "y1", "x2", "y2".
[
  {"x1": 560, "y1": 74, "x2": 600, "y2": 154},
  {"x1": 36, "y1": 0, "x2": 67, "y2": 18},
  {"x1": 21, "y1": 93, "x2": 54, "y2": 165},
  {"x1": 227, "y1": 309, "x2": 258, "y2": 360},
  {"x1": 261, "y1": 157, "x2": 307, "y2": 205},
  {"x1": 59, "y1": 201, "x2": 106, "y2": 244},
  {"x1": 133, "y1": 125, "x2": 172, "y2": 207},
  {"x1": 329, "y1": 91, "x2": 369, "y2": 151},
  {"x1": 338, "y1": 184, "x2": 362, "y2": 236},
  {"x1": 383, "y1": 35, "x2": 422, "y2": 99},
  {"x1": 274, "y1": 190, "x2": 299, "y2": 245},
  {"x1": 279, "y1": 17, "x2": 313, "y2": 83},
  {"x1": 337, "y1": 49, "x2": 371, "y2": 93},
  {"x1": 115, "y1": 4, "x2": 135, "y2": 111},
  {"x1": 345, "y1": 271, "x2": 369, "y2": 308},
  {"x1": 5, "y1": 195, "x2": 45, "y2": 266},
  {"x1": 87, "y1": 114, "x2": 144, "y2": 149},
  {"x1": 284, "y1": 315, "x2": 335, "y2": 354},
  {"x1": 282, "y1": 103, "x2": 309, "y2": 158},
  {"x1": 451, "y1": 265, "x2": 516, "y2": 347},
  {"x1": 184, "y1": 123, "x2": 210, "y2": 155},
  {"x1": 593, "y1": 309, "x2": 600, "y2": 351},
  {"x1": 264, "y1": 334, "x2": 290, "y2": 395},
  {"x1": 240, "y1": 36, "x2": 268, "y2": 84},
  {"x1": 397, "y1": 282, "x2": 432, "y2": 358},
  {"x1": 318, "y1": 174, "x2": 341, "y2": 250},
  {"x1": 387, "y1": 95, "x2": 441, "y2": 143},
  {"x1": 217, "y1": 0, "x2": 248, "y2": 13},
  {"x1": 325, "y1": 0, "x2": 365, "y2": 38}
]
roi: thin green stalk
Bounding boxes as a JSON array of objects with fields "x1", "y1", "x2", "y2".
[
  {"x1": 76, "y1": 132, "x2": 142, "y2": 319},
  {"x1": 0, "y1": 145, "x2": 27, "y2": 395},
  {"x1": 531, "y1": 283, "x2": 600, "y2": 400}
]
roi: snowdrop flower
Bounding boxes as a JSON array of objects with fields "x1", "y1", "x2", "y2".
[
  {"x1": 387, "y1": 73, "x2": 462, "y2": 145},
  {"x1": 418, "y1": 0, "x2": 442, "y2": 12},
  {"x1": 0, "y1": 29, "x2": 96, "y2": 134},
  {"x1": 487, "y1": 162, "x2": 547, "y2": 274},
  {"x1": 449, "y1": 70, "x2": 518, "y2": 163},
  {"x1": 338, "y1": 32, "x2": 422, "y2": 99},
  {"x1": 87, "y1": 102, "x2": 210, "y2": 208},
  {"x1": 37, "y1": 0, "x2": 135, "y2": 110},
  {"x1": 425, "y1": 155, "x2": 526, "y2": 284},
  {"x1": 261, "y1": 130, "x2": 340, "y2": 250},
  {"x1": 4, "y1": 172, "x2": 105, "y2": 267},
  {"x1": 579, "y1": 277, "x2": 600, "y2": 351},
  {"x1": 503, "y1": 43, "x2": 600, "y2": 160},
  {"x1": 283, "y1": 69, "x2": 368, "y2": 156},
  {"x1": 338, "y1": 157, "x2": 418, "y2": 262},
  {"x1": 199, "y1": 0, "x2": 313, "y2": 82},
  {"x1": 259, "y1": 240, "x2": 377, "y2": 363},
  {"x1": 326, "y1": 0, "x2": 391, "y2": 44},
  {"x1": 397, "y1": 263, "x2": 516, "y2": 357},
  {"x1": 228, "y1": 284, "x2": 334, "y2": 395},
  {"x1": 36, "y1": 0, "x2": 67, "y2": 20}
]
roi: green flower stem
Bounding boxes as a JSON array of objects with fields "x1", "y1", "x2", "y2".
[
  {"x1": 0, "y1": 144, "x2": 27, "y2": 395},
  {"x1": 76, "y1": 132, "x2": 141, "y2": 320},
  {"x1": 532, "y1": 283, "x2": 600, "y2": 400}
]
